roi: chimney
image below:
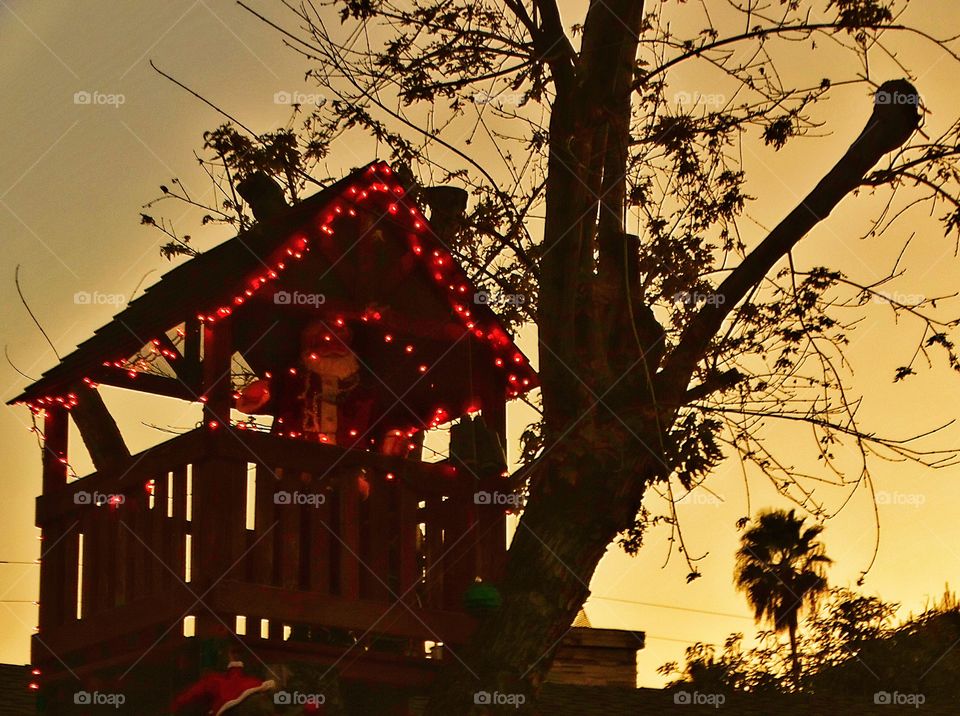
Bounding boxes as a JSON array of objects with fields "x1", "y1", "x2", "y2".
[
  {"x1": 237, "y1": 172, "x2": 288, "y2": 223},
  {"x1": 421, "y1": 185, "x2": 468, "y2": 244},
  {"x1": 546, "y1": 627, "x2": 645, "y2": 688}
]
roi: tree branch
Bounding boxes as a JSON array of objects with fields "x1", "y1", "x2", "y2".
[{"x1": 660, "y1": 80, "x2": 921, "y2": 396}]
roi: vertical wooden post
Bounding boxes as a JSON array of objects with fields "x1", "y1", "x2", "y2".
[
  {"x1": 183, "y1": 316, "x2": 202, "y2": 391},
  {"x1": 194, "y1": 320, "x2": 245, "y2": 639},
  {"x1": 477, "y1": 384, "x2": 509, "y2": 583},
  {"x1": 41, "y1": 407, "x2": 69, "y2": 493},
  {"x1": 338, "y1": 472, "x2": 361, "y2": 600},
  {"x1": 202, "y1": 321, "x2": 233, "y2": 428},
  {"x1": 397, "y1": 483, "x2": 419, "y2": 598},
  {"x1": 37, "y1": 407, "x2": 72, "y2": 638},
  {"x1": 481, "y1": 384, "x2": 507, "y2": 451},
  {"x1": 365, "y1": 473, "x2": 392, "y2": 600}
]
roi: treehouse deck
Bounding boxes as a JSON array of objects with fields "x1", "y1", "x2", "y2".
[
  {"x1": 33, "y1": 426, "x2": 510, "y2": 708},
  {"x1": 11, "y1": 161, "x2": 538, "y2": 711}
]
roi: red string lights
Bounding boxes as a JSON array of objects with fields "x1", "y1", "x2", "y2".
[{"x1": 19, "y1": 162, "x2": 538, "y2": 433}]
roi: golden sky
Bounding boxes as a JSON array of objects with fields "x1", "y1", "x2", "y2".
[{"x1": 1, "y1": 0, "x2": 959, "y2": 689}]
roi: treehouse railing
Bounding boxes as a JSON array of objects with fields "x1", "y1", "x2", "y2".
[{"x1": 33, "y1": 427, "x2": 508, "y2": 683}]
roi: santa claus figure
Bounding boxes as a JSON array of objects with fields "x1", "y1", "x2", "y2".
[
  {"x1": 298, "y1": 320, "x2": 361, "y2": 444},
  {"x1": 236, "y1": 320, "x2": 375, "y2": 447},
  {"x1": 171, "y1": 650, "x2": 276, "y2": 715}
]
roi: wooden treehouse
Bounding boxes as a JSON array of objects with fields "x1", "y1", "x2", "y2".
[{"x1": 11, "y1": 161, "x2": 538, "y2": 711}]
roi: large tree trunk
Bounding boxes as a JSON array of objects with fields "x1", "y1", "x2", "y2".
[
  {"x1": 425, "y1": 0, "x2": 920, "y2": 708},
  {"x1": 428, "y1": 3, "x2": 657, "y2": 712},
  {"x1": 788, "y1": 620, "x2": 800, "y2": 686},
  {"x1": 427, "y1": 447, "x2": 655, "y2": 713}
]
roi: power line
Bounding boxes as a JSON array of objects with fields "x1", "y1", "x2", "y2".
[
  {"x1": 590, "y1": 595, "x2": 753, "y2": 621},
  {"x1": 644, "y1": 634, "x2": 712, "y2": 646}
]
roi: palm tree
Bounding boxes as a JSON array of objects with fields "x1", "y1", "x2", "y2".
[{"x1": 734, "y1": 508, "x2": 832, "y2": 684}]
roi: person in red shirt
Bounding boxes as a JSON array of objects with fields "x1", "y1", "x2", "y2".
[{"x1": 171, "y1": 648, "x2": 277, "y2": 715}]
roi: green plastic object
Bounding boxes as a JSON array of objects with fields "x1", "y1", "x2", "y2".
[{"x1": 463, "y1": 580, "x2": 502, "y2": 616}]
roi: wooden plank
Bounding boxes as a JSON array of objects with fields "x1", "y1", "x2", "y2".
[
  {"x1": 475, "y1": 504, "x2": 507, "y2": 584},
  {"x1": 39, "y1": 585, "x2": 194, "y2": 657},
  {"x1": 397, "y1": 484, "x2": 419, "y2": 598},
  {"x1": 113, "y1": 505, "x2": 129, "y2": 607},
  {"x1": 93, "y1": 368, "x2": 195, "y2": 401},
  {"x1": 423, "y1": 496, "x2": 444, "y2": 609},
  {"x1": 170, "y1": 465, "x2": 188, "y2": 586},
  {"x1": 276, "y1": 471, "x2": 303, "y2": 591},
  {"x1": 61, "y1": 520, "x2": 79, "y2": 624},
  {"x1": 364, "y1": 473, "x2": 392, "y2": 600},
  {"x1": 94, "y1": 508, "x2": 113, "y2": 614},
  {"x1": 201, "y1": 321, "x2": 234, "y2": 426},
  {"x1": 37, "y1": 429, "x2": 208, "y2": 524},
  {"x1": 209, "y1": 580, "x2": 475, "y2": 644},
  {"x1": 125, "y1": 493, "x2": 141, "y2": 603},
  {"x1": 41, "y1": 407, "x2": 69, "y2": 493},
  {"x1": 217, "y1": 430, "x2": 453, "y2": 490},
  {"x1": 252, "y1": 464, "x2": 278, "y2": 585},
  {"x1": 442, "y1": 484, "x2": 477, "y2": 611},
  {"x1": 236, "y1": 637, "x2": 443, "y2": 688},
  {"x1": 183, "y1": 315, "x2": 202, "y2": 388},
  {"x1": 190, "y1": 457, "x2": 246, "y2": 585},
  {"x1": 149, "y1": 471, "x2": 170, "y2": 593},
  {"x1": 306, "y1": 473, "x2": 331, "y2": 594},
  {"x1": 38, "y1": 407, "x2": 68, "y2": 633},
  {"x1": 338, "y1": 471, "x2": 361, "y2": 600},
  {"x1": 79, "y1": 510, "x2": 96, "y2": 618}
]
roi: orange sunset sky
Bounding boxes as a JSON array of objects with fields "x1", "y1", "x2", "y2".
[{"x1": 1, "y1": 1, "x2": 959, "y2": 687}]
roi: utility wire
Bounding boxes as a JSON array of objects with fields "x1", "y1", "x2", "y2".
[{"x1": 590, "y1": 595, "x2": 753, "y2": 621}]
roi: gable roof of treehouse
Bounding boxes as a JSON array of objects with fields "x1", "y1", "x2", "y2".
[{"x1": 9, "y1": 161, "x2": 538, "y2": 433}]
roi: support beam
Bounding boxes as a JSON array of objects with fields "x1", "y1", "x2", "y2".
[
  {"x1": 68, "y1": 387, "x2": 130, "y2": 474},
  {"x1": 92, "y1": 369, "x2": 195, "y2": 401}
]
